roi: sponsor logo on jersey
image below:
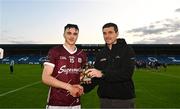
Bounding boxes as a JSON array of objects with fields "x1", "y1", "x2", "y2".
[{"x1": 58, "y1": 65, "x2": 81, "y2": 74}]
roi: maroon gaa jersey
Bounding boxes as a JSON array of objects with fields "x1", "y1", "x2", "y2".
[{"x1": 44, "y1": 45, "x2": 87, "y2": 106}]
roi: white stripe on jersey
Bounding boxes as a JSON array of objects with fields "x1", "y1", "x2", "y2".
[
  {"x1": 46, "y1": 105, "x2": 81, "y2": 109},
  {"x1": 44, "y1": 62, "x2": 55, "y2": 68},
  {"x1": 47, "y1": 87, "x2": 51, "y2": 103}
]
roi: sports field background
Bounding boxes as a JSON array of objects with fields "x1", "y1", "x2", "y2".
[{"x1": 0, "y1": 64, "x2": 180, "y2": 108}]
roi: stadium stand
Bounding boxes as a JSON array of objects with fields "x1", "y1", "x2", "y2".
[
  {"x1": 135, "y1": 55, "x2": 180, "y2": 64},
  {"x1": 0, "y1": 44, "x2": 180, "y2": 64}
]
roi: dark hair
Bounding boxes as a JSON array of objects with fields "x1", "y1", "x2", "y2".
[
  {"x1": 102, "y1": 23, "x2": 118, "y2": 33},
  {"x1": 64, "y1": 24, "x2": 79, "y2": 32}
]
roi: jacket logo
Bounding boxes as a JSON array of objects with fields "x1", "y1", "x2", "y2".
[
  {"x1": 100, "y1": 58, "x2": 107, "y2": 62},
  {"x1": 130, "y1": 57, "x2": 135, "y2": 60},
  {"x1": 115, "y1": 56, "x2": 121, "y2": 59}
]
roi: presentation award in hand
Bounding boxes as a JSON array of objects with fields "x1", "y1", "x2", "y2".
[{"x1": 80, "y1": 63, "x2": 93, "y2": 83}]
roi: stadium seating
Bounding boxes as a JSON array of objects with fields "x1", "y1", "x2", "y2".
[
  {"x1": 135, "y1": 55, "x2": 180, "y2": 64},
  {"x1": 0, "y1": 55, "x2": 180, "y2": 64},
  {"x1": 0, "y1": 55, "x2": 47, "y2": 64}
]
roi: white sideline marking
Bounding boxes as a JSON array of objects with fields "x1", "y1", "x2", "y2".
[
  {"x1": 0, "y1": 81, "x2": 41, "y2": 97},
  {"x1": 151, "y1": 72, "x2": 180, "y2": 79}
]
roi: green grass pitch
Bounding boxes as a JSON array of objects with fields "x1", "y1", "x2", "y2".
[{"x1": 0, "y1": 64, "x2": 180, "y2": 108}]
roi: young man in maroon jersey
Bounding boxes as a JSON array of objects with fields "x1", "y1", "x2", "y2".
[{"x1": 42, "y1": 24, "x2": 87, "y2": 109}]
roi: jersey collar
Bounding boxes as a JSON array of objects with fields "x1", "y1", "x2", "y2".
[{"x1": 63, "y1": 44, "x2": 77, "y2": 54}]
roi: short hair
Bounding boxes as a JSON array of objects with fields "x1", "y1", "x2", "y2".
[
  {"x1": 102, "y1": 23, "x2": 118, "y2": 33},
  {"x1": 64, "y1": 24, "x2": 79, "y2": 32}
]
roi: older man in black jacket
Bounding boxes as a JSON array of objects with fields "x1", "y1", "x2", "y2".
[{"x1": 83, "y1": 23, "x2": 136, "y2": 108}]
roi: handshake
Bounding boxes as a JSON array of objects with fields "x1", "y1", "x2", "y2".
[
  {"x1": 65, "y1": 66, "x2": 104, "y2": 97},
  {"x1": 66, "y1": 84, "x2": 84, "y2": 97}
]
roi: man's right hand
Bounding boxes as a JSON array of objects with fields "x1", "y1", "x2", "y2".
[{"x1": 86, "y1": 68, "x2": 103, "y2": 78}]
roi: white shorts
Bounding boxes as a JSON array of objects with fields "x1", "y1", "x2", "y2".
[{"x1": 46, "y1": 105, "x2": 81, "y2": 109}]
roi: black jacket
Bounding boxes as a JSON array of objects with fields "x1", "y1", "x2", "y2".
[{"x1": 84, "y1": 38, "x2": 135, "y2": 99}]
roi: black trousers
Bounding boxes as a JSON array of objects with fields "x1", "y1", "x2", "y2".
[
  {"x1": 10, "y1": 66, "x2": 13, "y2": 73},
  {"x1": 100, "y1": 98, "x2": 135, "y2": 109}
]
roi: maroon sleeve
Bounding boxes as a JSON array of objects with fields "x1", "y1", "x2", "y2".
[{"x1": 46, "y1": 48, "x2": 57, "y2": 65}]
